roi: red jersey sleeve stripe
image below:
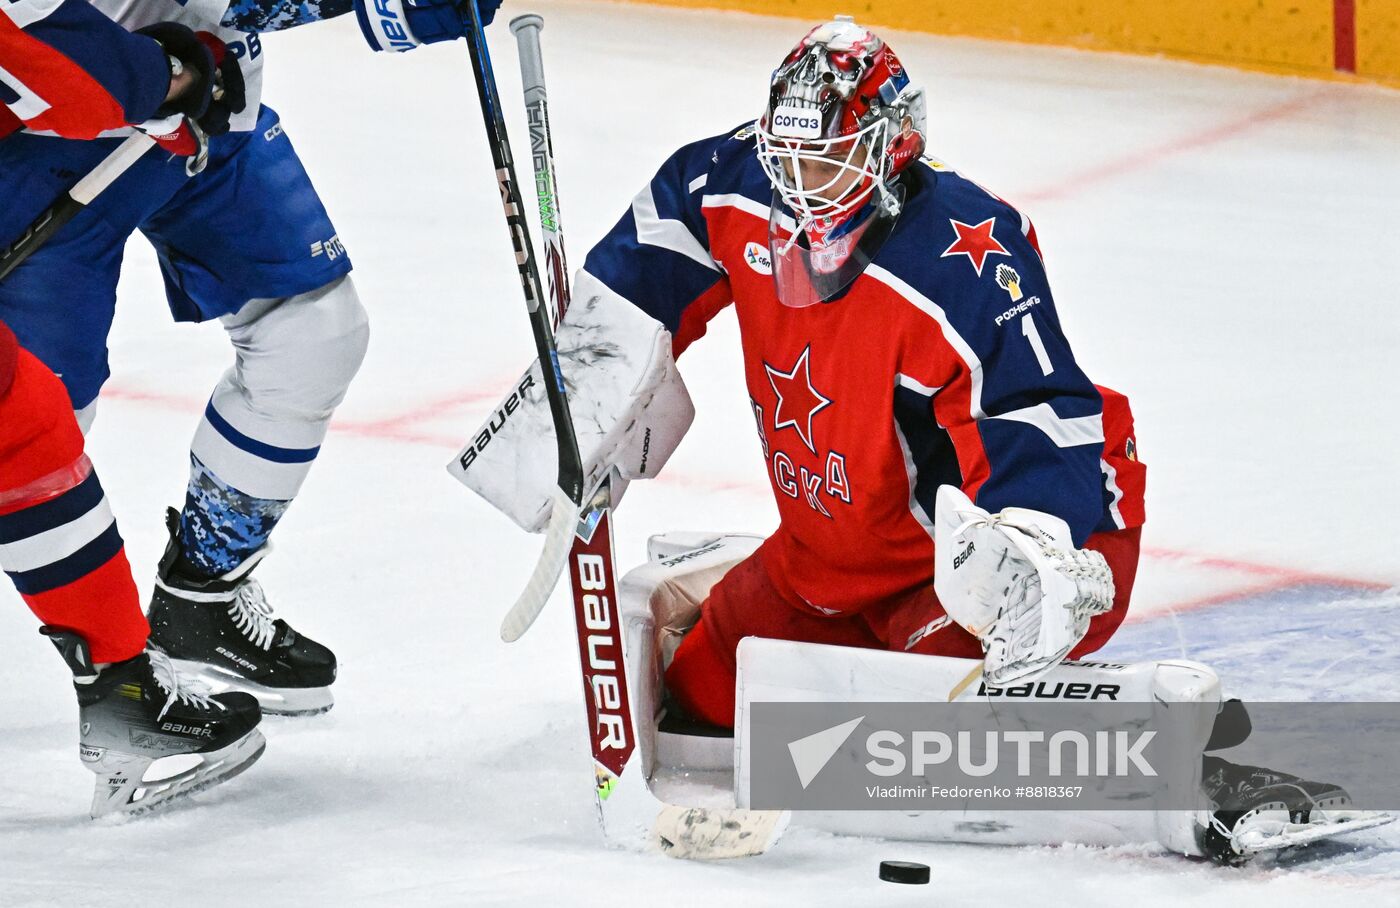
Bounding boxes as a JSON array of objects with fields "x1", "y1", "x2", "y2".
[{"x1": 672, "y1": 280, "x2": 734, "y2": 357}]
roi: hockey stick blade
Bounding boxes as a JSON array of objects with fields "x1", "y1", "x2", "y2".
[
  {"x1": 653, "y1": 805, "x2": 791, "y2": 860},
  {"x1": 500, "y1": 488, "x2": 577, "y2": 642}
]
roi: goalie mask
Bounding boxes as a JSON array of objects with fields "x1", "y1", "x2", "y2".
[{"x1": 756, "y1": 17, "x2": 926, "y2": 307}]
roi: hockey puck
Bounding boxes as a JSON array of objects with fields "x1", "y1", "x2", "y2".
[{"x1": 878, "y1": 860, "x2": 930, "y2": 884}]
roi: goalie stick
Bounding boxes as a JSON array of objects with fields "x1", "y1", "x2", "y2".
[
  {"x1": 462, "y1": 5, "x2": 585, "y2": 644},
  {"x1": 507, "y1": 17, "x2": 787, "y2": 858},
  {"x1": 509, "y1": 11, "x2": 631, "y2": 812}
]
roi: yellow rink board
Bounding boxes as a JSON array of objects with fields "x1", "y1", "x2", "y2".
[
  {"x1": 626, "y1": 0, "x2": 1399, "y2": 85},
  {"x1": 1358, "y1": 0, "x2": 1400, "y2": 82}
]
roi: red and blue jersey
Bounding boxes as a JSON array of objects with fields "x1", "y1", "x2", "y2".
[
  {"x1": 583, "y1": 124, "x2": 1146, "y2": 614},
  {"x1": 2, "y1": 0, "x2": 354, "y2": 142},
  {"x1": 0, "y1": 0, "x2": 170, "y2": 138}
]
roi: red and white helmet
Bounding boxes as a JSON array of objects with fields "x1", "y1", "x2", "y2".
[{"x1": 756, "y1": 17, "x2": 926, "y2": 237}]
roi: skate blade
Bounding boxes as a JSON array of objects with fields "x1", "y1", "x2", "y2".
[
  {"x1": 653, "y1": 806, "x2": 790, "y2": 860},
  {"x1": 89, "y1": 730, "x2": 267, "y2": 819},
  {"x1": 168, "y1": 659, "x2": 334, "y2": 716},
  {"x1": 1234, "y1": 809, "x2": 1395, "y2": 856}
]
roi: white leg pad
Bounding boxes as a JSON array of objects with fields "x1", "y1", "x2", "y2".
[
  {"x1": 619, "y1": 533, "x2": 762, "y2": 780},
  {"x1": 733, "y1": 638, "x2": 1220, "y2": 854}
]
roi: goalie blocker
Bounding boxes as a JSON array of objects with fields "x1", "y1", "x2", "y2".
[{"x1": 448, "y1": 271, "x2": 694, "y2": 530}]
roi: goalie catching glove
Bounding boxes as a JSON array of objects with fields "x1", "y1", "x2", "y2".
[{"x1": 933, "y1": 485, "x2": 1114, "y2": 686}]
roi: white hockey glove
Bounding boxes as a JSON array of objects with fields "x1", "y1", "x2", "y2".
[{"x1": 933, "y1": 485, "x2": 1114, "y2": 686}]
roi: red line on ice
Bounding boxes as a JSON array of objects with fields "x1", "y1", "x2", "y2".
[
  {"x1": 1017, "y1": 88, "x2": 1332, "y2": 204},
  {"x1": 100, "y1": 379, "x2": 504, "y2": 449},
  {"x1": 98, "y1": 382, "x2": 1392, "y2": 604},
  {"x1": 1141, "y1": 545, "x2": 1387, "y2": 591}
]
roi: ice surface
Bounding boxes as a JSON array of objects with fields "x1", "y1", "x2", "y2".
[{"x1": 2, "y1": 1, "x2": 1398, "y2": 904}]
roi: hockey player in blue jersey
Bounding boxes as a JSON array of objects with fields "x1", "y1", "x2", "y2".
[{"x1": 0, "y1": 0, "x2": 501, "y2": 717}]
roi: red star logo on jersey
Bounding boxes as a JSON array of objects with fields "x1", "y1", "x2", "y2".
[
  {"x1": 765, "y1": 345, "x2": 831, "y2": 455},
  {"x1": 941, "y1": 217, "x2": 1010, "y2": 276}
]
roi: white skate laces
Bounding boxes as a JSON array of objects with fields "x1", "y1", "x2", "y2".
[
  {"x1": 147, "y1": 649, "x2": 224, "y2": 721},
  {"x1": 228, "y1": 579, "x2": 278, "y2": 651}
]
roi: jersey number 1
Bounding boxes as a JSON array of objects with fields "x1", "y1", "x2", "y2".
[{"x1": 1021, "y1": 313, "x2": 1054, "y2": 376}]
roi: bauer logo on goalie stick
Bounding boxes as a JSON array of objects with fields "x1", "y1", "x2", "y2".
[
  {"x1": 569, "y1": 511, "x2": 636, "y2": 785},
  {"x1": 458, "y1": 374, "x2": 536, "y2": 470},
  {"x1": 577, "y1": 552, "x2": 627, "y2": 751}
]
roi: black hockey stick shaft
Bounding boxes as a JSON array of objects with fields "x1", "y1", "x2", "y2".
[
  {"x1": 463, "y1": 7, "x2": 583, "y2": 505},
  {"x1": 0, "y1": 133, "x2": 154, "y2": 283}
]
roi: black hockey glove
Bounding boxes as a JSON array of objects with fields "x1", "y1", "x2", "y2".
[
  {"x1": 139, "y1": 23, "x2": 214, "y2": 120},
  {"x1": 137, "y1": 23, "x2": 247, "y2": 137},
  {"x1": 197, "y1": 44, "x2": 247, "y2": 138}
]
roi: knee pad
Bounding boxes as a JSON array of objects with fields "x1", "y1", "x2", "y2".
[
  {"x1": 618, "y1": 533, "x2": 763, "y2": 776},
  {"x1": 223, "y1": 275, "x2": 370, "y2": 422}
]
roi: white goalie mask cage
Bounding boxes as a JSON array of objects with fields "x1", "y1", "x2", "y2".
[{"x1": 754, "y1": 17, "x2": 927, "y2": 306}]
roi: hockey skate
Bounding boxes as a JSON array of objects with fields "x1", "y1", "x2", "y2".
[
  {"x1": 43, "y1": 627, "x2": 265, "y2": 818},
  {"x1": 147, "y1": 509, "x2": 337, "y2": 716},
  {"x1": 1198, "y1": 755, "x2": 1393, "y2": 865}
]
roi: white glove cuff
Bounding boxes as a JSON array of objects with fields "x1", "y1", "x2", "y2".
[{"x1": 355, "y1": 0, "x2": 423, "y2": 52}]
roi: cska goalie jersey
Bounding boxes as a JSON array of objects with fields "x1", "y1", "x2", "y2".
[{"x1": 581, "y1": 123, "x2": 1146, "y2": 615}]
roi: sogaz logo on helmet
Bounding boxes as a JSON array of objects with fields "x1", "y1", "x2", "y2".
[
  {"x1": 772, "y1": 105, "x2": 822, "y2": 140},
  {"x1": 744, "y1": 241, "x2": 773, "y2": 274}
]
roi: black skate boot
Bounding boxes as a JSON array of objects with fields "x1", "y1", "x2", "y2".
[
  {"x1": 1198, "y1": 755, "x2": 1392, "y2": 864},
  {"x1": 42, "y1": 627, "x2": 265, "y2": 818},
  {"x1": 147, "y1": 508, "x2": 336, "y2": 716}
]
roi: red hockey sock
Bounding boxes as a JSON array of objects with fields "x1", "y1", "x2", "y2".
[
  {"x1": 0, "y1": 347, "x2": 147, "y2": 664},
  {"x1": 665, "y1": 617, "x2": 738, "y2": 729}
]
